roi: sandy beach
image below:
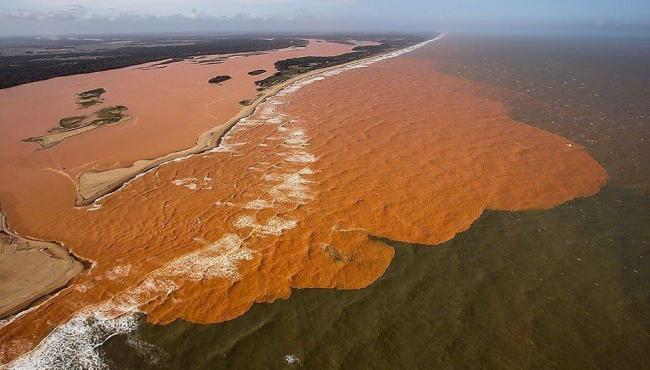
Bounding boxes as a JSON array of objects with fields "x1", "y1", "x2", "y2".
[{"x1": 0, "y1": 211, "x2": 84, "y2": 319}]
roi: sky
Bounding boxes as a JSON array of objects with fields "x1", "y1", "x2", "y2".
[{"x1": 1, "y1": 0, "x2": 649, "y2": 36}]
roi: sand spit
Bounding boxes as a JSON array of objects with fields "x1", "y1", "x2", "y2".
[
  {"x1": 0, "y1": 211, "x2": 84, "y2": 320},
  {"x1": 0, "y1": 40, "x2": 355, "y2": 234},
  {"x1": 0, "y1": 34, "x2": 607, "y2": 367},
  {"x1": 26, "y1": 109, "x2": 132, "y2": 149},
  {"x1": 75, "y1": 38, "x2": 435, "y2": 207}
]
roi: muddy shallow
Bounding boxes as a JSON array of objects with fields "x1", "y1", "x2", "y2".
[{"x1": 0, "y1": 40, "x2": 355, "y2": 232}]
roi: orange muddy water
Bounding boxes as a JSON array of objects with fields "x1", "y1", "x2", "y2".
[
  {"x1": 0, "y1": 40, "x2": 606, "y2": 366},
  {"x1": 0, "y1": 40, "x2": 354, "y2": 232}
]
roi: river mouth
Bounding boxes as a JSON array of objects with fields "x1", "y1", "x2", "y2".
[
  {"x1": 95, "y1": 34, "x2": 649, "y2": 370},
  {"x1": 3, "y1": 32, "x2": 646, "y2": 369}
]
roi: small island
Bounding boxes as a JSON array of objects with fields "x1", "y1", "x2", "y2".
[
  {"x1": 248, "y1": 69, "x2": 266, "y2": 76},
  {"x1": 208, "y1": 75, "x2": 232, "y2": 84},
  {"x1": 76, "y1": 88, "x2": 106, "y2": 108},
  {"x1": 25, "y1": 105, "x2": 131, "y2": 148}
]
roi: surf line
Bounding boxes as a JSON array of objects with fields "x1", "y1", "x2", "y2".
[{"x1": 77, "y1": 33, "x2": 447, "y2": 210}]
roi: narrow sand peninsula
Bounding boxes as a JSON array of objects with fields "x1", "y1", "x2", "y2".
[
  {"x1": 0, "y1": 40, "x2": 355, "y2": 234},
  {"x1": 76, "y1": 48, "x2": 416, "y2": 206},
  {"x1": 0, "y1": 211, "x2": 83, "y2": 319},
  {"x1": 25, "y1": 107, "x2": 132, "y2": 148}
]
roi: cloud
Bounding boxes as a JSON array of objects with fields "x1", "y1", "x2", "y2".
[{"x1": 0, "y1": 4, "x2": 339, "y2": 36}]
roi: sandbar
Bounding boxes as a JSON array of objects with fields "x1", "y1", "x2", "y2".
[{"x1": 0, "y1": 211, "x2": 84, "y2": 319}]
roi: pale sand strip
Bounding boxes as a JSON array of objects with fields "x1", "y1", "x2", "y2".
[
  {"x1": 0, "y1": 211, "x2": 84, "y2": 319},
  {"x1": 25, "y1": 116, "x2": 133, "y2": 149},
  {"x1": 76, "y1": 38, "x2": 439, "y2": 206}
]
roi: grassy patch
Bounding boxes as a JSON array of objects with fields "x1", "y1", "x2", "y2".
[
  {"x1": 254, "y1": 38, "x2": 426, "y2": 90},
  {"x1": 53, "y1": 106, "x2": 128, "y2": 132},
  {"x1": 76, "y1": 88, "x2": 106, "y2": 108},
  {"x1": 91, "y1": 105, "x2": 128, "y2": 126},
  {"x1": 208, "y1": 75, "x2": 231, "y2": 84},
  {"x1": 58, "y1": 116, "x2": 87, "y2": 129}
]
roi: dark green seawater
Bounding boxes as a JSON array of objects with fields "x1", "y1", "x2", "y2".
[{"x1": 102, "y1": 35, "x2": 650, "y2": 369}]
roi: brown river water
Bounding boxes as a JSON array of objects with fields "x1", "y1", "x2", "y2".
[{"x1": 0, "y1": 35, "x2": 626, "y2": 368}]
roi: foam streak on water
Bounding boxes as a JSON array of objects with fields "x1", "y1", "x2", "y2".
[{"x1": 7, "y1": 234, "x2": 252, "y2": 369}]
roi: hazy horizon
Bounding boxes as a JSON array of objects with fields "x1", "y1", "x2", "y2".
[{"x1": 1, "y1": 0, "x2": 649, "y2": 37}]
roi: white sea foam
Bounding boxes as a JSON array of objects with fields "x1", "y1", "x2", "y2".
[
  {"x1": 213, "y1": 200, "x2": 236, "y2": 207},
  {"x1": 159, "y1": 233, "x2": 253, "y2": 281},
  {"x1": 171, "y1": 176, "x2": 212, "y2": 190},
  {"x1": 244, "y1": 199, "x2": 272, "y2": 210},
  {"x1": 272, "y1": 34, "x2": 445, "y2": 98},
  {"x1": 259, "y1": 216, "x2": 297, "y2": 236},
  {"x1": 285, "y1": 354, "x2": 300, "y2": 365},
  {"x1": 7, "y1": 34, "x2": 447, "y2": 369},
  {"x1": 285, "y1": 152, "x2": 316, "y2": 163},
  {"x1": 86, "y1": 203, "x2": 102, "y2": 212},
  {"x1": 102, "y1": 265, "x2": 132, "y2": 280},
  {"x1": 7, "y1": 307, "x2": 139, "y2": 370},
  {"x1": 233, "y1": 215, "x2": 257, "y2": 229},
  {"x1": 266, "y1": 118, "x2": 282, "y2": 125},
  {"x1": 7, "y1": 234, "x2": 252, "y2": 370},
  {"x1": 233, "y1": 215, "x2": 297, "y2": 236},
  {"x1": 266, "y1": 171, "x2": 313, "y2": 203}
]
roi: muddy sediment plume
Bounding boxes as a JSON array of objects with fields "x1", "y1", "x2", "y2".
[
  {"x1": 135, "y1": 36, "x2": 648, "y2": 370},
  {"x1": 0, "y1": 38, "x2": 606, "y2": 367},
  {"x1": 112, "y1": 186, "x2": 648, "y2": 370},
  {"x1": 428, "y1": 34, "x2": 650, "y2": 190}
]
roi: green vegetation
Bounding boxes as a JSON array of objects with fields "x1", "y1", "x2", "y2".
[
  {"x1": 52, "y1": 105, "x2": 128, "y2": 133},
  {"x1": 254, "y1": 38, "x2": 425, "y2": 90},
  {"x1": 208, "y1": 75, "x2": 231, "y2": 84},
  {"x1": 78, "y1": 88, "x2": 106, "y2": 100},
  {"x1": 255, "y1": 72, "x2": 287, "y2": 90},
  {"x1": 247, "y1": 69, "x2": 266, "y2": 76},
  {"x1": 58, "y1": 116, "x2": 87, "y2": 129},
  {"x1": 76, "y1": 88, "x2": 106, "y2": 108},
  {"x1": 91, "y1": 105, "x2": 128, "y2": 126},
  {"x1": 0, "y1": 38, "x2": 308, "y2": 89}
]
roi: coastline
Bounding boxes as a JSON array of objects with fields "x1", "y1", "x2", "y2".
[
  {"x1": 0, "y1": 37, "x2": 439, "y2": 323},
  {"x1": 0, "y1": 210, "x2": 86, "y2": 320},
  {"x1": 0, "y1": 32, "x2": 615, "y2": 369},
  {"x1": 76, "y1": 36, "x2": 442, "y2": 207}
]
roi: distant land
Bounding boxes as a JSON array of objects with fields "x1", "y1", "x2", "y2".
[{"x1": 0, "y1": 33, "x2": 431, "y2": 89}]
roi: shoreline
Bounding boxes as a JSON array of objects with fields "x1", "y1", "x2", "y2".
[
  {"x1": 0, "y1": 38, "x2": 425, "y2": 327},
  {"x1": 76, "y1": 36, "x2": 442, "y2": 207},
  {"x1": 0, "y1": 210, "x2": 88, "y2": 320}
]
